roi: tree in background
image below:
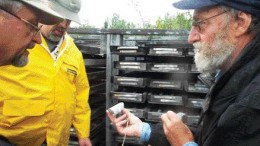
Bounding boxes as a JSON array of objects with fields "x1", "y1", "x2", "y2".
[
  {"x1": 104, "y1": 13, "x2": 137, "y2": 29},
  {"x1": 155, "y1": 12, "x2": 192, "y2": 30},
  {"x1": 79, "y1": 12, "x2": 192, "y2": 30},
  {"x1": 79, "y1": 23, "x2": 95, "y2": 29}
]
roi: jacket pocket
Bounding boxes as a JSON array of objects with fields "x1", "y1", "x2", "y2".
[
  {"x1": 3, "y1": 100, "x2": 46, "y2": 116},
  {"x1": 63, "y1": 59, "x2": 79, "y2": 71},
  {"x1": 62, "y1": 59, "x2": 79, "y2": 83},
  {"x1": 237, "y1": 92, "x2": 260, "y2": 110}
]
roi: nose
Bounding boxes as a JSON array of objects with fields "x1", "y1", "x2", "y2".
[
  {"x1": 188, "y1": 26, "x2": 200, "y2": 44},
  {"x1": 59, "y1": 20, "x2": 71, "y2": 28},
  {"x1": 32, "y1": 33, "x2": 42, "y2": 44}
]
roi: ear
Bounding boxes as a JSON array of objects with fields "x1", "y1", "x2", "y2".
[{"x1": 233, "y1": 11, "x2": 252, "y2": 37}]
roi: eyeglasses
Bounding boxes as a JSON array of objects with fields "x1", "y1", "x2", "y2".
[
  {"x1": 192, "y1": 11, "x2": 227, "y2": 32},
  {"x1": 1, "y1": 9, "x2": 42, "y2": 37}
]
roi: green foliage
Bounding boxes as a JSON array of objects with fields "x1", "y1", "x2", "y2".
[
  {"x1": 78, "y1": 12, "x2": 192, "y2": 30},
  {"x1": 155, "y1": 12, "x2": 192, "y2": 30},
  {"x1": 78, "y1": 23, "x2": 95, "y2": 29},
  {"x1": 105, "y1": 13, "x2": 137, "y2": 29},
  {"x1": 143, "y1": 22, "x2": 156, "y2": 29}
]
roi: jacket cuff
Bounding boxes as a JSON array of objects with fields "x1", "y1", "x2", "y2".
[{"x1": 147, "y1": 123, "x2": 171, "y2": 146}]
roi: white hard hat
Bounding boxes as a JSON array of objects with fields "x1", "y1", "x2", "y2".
[
  {"x1": 51, "y1": 0, "x2": 82, "y2": 24},
  {"x1": 19, "y1": 0, "x2": 64, "y2": 24}
]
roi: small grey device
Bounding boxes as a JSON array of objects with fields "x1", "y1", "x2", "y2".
[
  {"x1": 108, "y1": 102, "x2": 124, "y2": 115},
  {"x1": 177, "y1": 112, "x2": 186, "y2": 120}
]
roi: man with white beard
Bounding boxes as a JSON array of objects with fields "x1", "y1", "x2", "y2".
[
  {"x1": 193, "y1": 29, "x2": 235, "y2": 73},
  {"x1": 107, "y1": 0, "x2": 260, "y2": 146}
]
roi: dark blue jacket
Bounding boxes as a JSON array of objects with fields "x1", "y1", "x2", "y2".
[{"x1": 149, "y1": 34, "x2": 260, "y2": 146}]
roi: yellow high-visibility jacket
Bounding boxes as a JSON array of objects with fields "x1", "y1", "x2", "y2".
[{"x1": 0, "y1": 34, "x2": 91, "y2": 146}]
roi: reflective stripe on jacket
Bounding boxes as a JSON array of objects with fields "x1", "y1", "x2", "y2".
[{"x1": 0, "y1": 34, "x2": 91, "y2": 146}]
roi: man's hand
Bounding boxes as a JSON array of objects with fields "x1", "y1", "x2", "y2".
[
  {"x1": 78, "y1": 137, "x2": 92, "y2": 146},
  {"x1": 161, "y1": 111, "x2": 194, "y2": 146},
  {"x1": 107, "y1": 108, "x2": 143, "y2": 137}
]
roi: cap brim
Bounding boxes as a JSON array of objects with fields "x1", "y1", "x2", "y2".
[
  {"x1": 50, "y1": 1, "x2": 81, "y2": 24},
  {"x1": 173, "y1": 0, "x2": 217, "y2": 9},
  {"x1": 20, "y1": 0, "x2": 64, "y2": 25}
]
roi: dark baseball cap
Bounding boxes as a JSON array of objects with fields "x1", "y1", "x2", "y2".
[{"x1": 173, "y1": 0, "x2": 260, "y2": 17}]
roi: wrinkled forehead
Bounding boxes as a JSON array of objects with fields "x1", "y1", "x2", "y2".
[
  {"x1": 18, "y1": 4, "x2": 39, "y2": 17},
  {"x1": 15, "y1": 4, "x2": 40, "y2": 23},
  {"x1": 193, "y1": 6, "x2": 220, "y2": 18}
]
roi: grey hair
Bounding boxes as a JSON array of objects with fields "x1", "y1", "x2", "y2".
[
  {"x1": 250, "y1": 16, "x2": 260, "y2": 34},
  {"x1": 219, "y1": 5, "x2": 260, "y2": 34},
  {"x1": 0, "y1": 0, "x2": 23, "y2": 14}
]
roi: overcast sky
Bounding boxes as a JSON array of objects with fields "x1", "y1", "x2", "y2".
[{"x1": 73, "y1": 0, "x2": 189, "y2": 28}]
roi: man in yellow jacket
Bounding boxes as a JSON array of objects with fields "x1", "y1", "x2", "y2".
[{"x1": 0, "y1": 0, "x2": 92, "y2": 145}]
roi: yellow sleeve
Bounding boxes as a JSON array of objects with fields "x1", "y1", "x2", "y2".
[{"x1": 73, "y1": 47, "x2": 91, "y2": 138}]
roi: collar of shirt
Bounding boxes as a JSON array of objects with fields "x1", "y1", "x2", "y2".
[
  {"x1": 214, "y1": 69, "x2": 223, "y2": 82},
  {"x1": 45, "y1": 37, "x2": 64, "y2": 60}
]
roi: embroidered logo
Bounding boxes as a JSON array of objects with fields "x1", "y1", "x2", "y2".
[{"x1": 67, "y1": 68, "x2": 77, "y2": 76}]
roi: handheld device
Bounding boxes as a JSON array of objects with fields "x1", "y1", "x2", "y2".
[
  {"x1": 177, "y1": 112, "x2": 186, "y2": 120},
  {"x1": 107, "y1": 102, "x2": 124, "y2": 115}
]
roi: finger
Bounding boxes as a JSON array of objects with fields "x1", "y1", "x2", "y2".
[
  {"x1": 161, "y1": 111, "x2": 173, "y2": 123},
  {"x1": 161, "y1": 113, "x2": 172, "y2": 133},
  {"x1": 166, "y1": 111, "x2": 179, "y2": 122},
  {"x1": 161, "y1": 111, "x2": 181, "y2": 129},
  {"x1": 107, "y1": 110, "x2": 127, "y2": 127},
  {"x1": 116, "y1": 118, "x2": 128, "y2": 127},
  {"x1": 161, "y1": 112, "x2": 171, "y2": 123},
  {"x1": 114, "y1": 113, "x2": 127, "y2": 123},
  {"x1": 162, "y1": 122, "x2": 173, "y2": 143},
  {"x1": 115, "y1": 119, "x2": 129, "y2": 135},
  {"x1": 162, "y1": 121, "x2": 168, "y2": 133},
  {"x1": 121, "y1": 108, "x2": 132, "y2": 117}
]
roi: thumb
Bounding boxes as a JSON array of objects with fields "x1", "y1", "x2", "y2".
[{"x1": 121, "y1": 108, "x2": 132, "y2": 117}]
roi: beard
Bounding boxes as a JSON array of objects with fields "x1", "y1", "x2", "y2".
[
  {"x1": 193, "y1": 27, "x2": 236, "y2": 73},
  {"x1": 11, "y1": 51, "x2": 29, "y2": 67},
  {"x1": 11, "y1": 43, "x2": 35, "y2": 67},
  {"x1": 47, "y1": 32, "x2": 62, "y2": 42},
  {"x1": 46, "y1": 26, "x2": 65, "y2": 42}
]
